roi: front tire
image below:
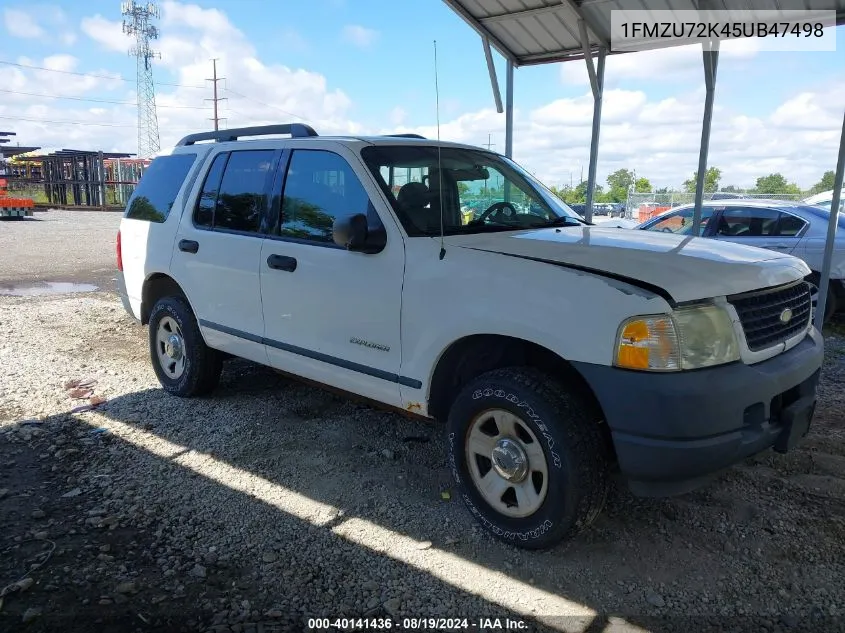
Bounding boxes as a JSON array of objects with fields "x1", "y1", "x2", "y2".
[
  {"x1": 148, "y1": 296, "x2": 222, "y2": 397},
  {"x1": 447, "y1": 367, "x2": 610, "y2": 550}
]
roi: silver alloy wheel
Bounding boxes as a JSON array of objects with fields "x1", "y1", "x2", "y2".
[
  {"x1": 155, "y1": 316, "x2": 186, "y2": 380},
  {"x1": 465, "y1": 408, "x2": 549, "y2": 518}
]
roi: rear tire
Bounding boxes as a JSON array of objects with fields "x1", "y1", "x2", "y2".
[
  {"x1": 447, "y1": 366, "x2": 610, "y2": 550},
  {"x1": 148, "y1": 296, "x2": 222, "y2": 397}
]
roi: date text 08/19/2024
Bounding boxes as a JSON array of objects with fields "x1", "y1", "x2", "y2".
[{"x1": 306, "y1": 617, "x2": 529, "y2": 630}]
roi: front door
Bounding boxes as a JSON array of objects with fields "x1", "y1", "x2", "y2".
[
  {"x1": 171, "y1": 148, "x2": 281, "y2": 364},
  {"x1": 259, "y1": 147, "x2": 406, "y2": 407}
]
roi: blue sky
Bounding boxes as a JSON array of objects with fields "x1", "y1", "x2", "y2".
[{"x1": 1, "y1": 1, "x2": 844, "y2": 189}]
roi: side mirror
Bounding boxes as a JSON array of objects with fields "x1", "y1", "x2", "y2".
[{"x1": 333, "y1": 213, "x2": 368, "y2": 250}]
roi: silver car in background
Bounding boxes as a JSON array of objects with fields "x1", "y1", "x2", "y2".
[{"x1": 635, "y1": 199, "x2": 845, "y2": 322}]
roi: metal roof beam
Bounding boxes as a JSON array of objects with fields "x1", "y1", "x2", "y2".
[
  {"x1": 564, "y1": 0, "x2": 609, "y2": 48},
  {"x1": 480, "y1": 4, "x2": 567, "y2": 24},
  {"x1": 441, "y1": 0, "x2": 518, "y2": 64},
  {"x1": 483, "y1": 37, "x2": 504, "y2": 114}
]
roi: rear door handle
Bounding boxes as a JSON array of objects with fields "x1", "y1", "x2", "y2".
[
  {"x1": 267, "y1": 254, "x2": 297, "y2": 272},
  {"x1": 178, "y1": 239, "x2": 199, "y2": 254}
]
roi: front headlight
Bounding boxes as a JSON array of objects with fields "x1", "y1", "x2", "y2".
[{"x1": 615, "y1": 304, "x2": 739, "y2": 371}]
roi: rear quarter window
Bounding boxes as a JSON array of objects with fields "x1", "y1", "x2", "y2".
[{"x1": 125, "y1": 153, "x2": 197, "y2": 223}]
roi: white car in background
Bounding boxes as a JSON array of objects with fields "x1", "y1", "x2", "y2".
[{"x1": 803, "y1": 188, "x2": 845, "y2": 212}]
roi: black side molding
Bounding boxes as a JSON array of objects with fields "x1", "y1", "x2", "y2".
[{"x1": 198, "y1": 320, "x2": 422, "y2": 389}]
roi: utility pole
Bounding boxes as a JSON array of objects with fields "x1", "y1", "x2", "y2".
[
  {"x1": 484, "y1": 133, "x2": 495, "y2": 151},
  {"x1": 205, "y1": 58, "x2": 227, "y2": 131}
]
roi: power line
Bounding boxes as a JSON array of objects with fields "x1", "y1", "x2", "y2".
[
  {"x1": 0, "y1": 113, "x2": 195, "y2": 130},
  {"x1": 0, "y1": 59, "x2": 206, "y2": 89},
  {"x1": 0, "y1": 87, "x2": 212, "y2": 109},
  {"x1": 0, "y1": 114, "x2": 141, "y2": 127},
  {"x1": 223, "y1": 87, "x2": 309, "y2": 123}
]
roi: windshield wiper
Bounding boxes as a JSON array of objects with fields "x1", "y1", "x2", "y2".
[{"x1": 532, "y1": 216, "x2": 592, "y2": 228}]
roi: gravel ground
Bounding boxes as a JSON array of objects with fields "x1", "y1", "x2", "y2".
[
  {"x1": 0, "y1": 211, "x2": 121, "y2": 289},
  {"x1": 0, "y1": 211, "x2": 844, "y2": 633}
]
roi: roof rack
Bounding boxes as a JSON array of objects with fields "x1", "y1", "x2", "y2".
[
  {"x1": 175, "y1": 123, "x2": 319, "y2": 147},
  {"x1": 384, "y1": 133, "x2": 427, "y2": 139}
]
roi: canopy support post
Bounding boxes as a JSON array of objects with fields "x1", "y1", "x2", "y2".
[
  {"x1": 505, "y1": 59, "x2": 514, "y2": 158},
  {"x1": 692, "y1": 42, "x2": 719, "y2": 235},
  {"x1": 815, "y1": 109, "x2": 845, "y2": 328},
  {"x1": 579, "y1": 18, "x2": 605, "y2": 224},
  {"x1": 483, "y1": 37, "x2": 504, "y2": 114}
]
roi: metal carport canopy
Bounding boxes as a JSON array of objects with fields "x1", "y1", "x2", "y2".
[{"x1": 442, "y1": 0, "x2": 845, "y2": 328}]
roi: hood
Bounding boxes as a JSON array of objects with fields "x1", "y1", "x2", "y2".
[{"x1": 445, "y1": 226, "x2": 810, "y2": 304}]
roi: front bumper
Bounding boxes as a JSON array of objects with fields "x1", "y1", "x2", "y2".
[{"x1": 573, "y1": 328, "x2": 824, "y2": 496}]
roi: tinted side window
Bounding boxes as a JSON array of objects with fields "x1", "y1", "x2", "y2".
[
  {"x1": 213, "y1": 150, "x2": 276, "y2": 234},
  {"x1": 777, "y1": 212, "x2": 807, "y2": 237},
  {"x1": 125, "y1": 153, "x2": 196, "y2": 223},
  {"x1": 280, "y1": 150, "x2": 380, "y2": 243},
  {"x1": 646, "y1": 207, "x2": 713, "y2": 236},
  {"x1": 194, "y1": 153, "x2": 228, "y2": 228},
  {"x1": 715, "y1": 207, "x2": 779, "y2": 237}
]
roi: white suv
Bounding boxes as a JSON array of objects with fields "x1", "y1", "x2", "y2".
[{"x1": 117, "y1": 124, "x2": 823, "y2": 549}]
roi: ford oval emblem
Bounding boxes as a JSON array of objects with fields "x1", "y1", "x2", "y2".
[{"x1": 780, "y1": 308, "x2": 793, "y2": 324}]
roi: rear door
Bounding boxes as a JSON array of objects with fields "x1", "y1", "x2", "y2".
[
  {"x1": 712, "y1": 206, "x2": 807, "y2": 254},
  {"x1": 170, "y1": 147, "x2": 281, "y2": 364},
  {"x1": 119, "y1": 152, "x2": 201, "y2": 319}
]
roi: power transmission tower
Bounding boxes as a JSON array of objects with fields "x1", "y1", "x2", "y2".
[
  {"x1": 122, "y1": 1, "x2": 161, "y2": 158},
  {"x1": 205, "y1": 58, "x2": 227, "y2": 131}
]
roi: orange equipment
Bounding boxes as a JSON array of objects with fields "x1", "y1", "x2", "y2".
[{"x1": 0, "y1": 177, "x2": 34, "y2": 218}]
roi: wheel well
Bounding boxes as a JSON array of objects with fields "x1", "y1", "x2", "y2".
[
  {"x1": 427, "y1": 335, "x2": 613, "y2": 458},
  {"x1": 141, "y1": 274, "x2": 187, "y2": 324}
]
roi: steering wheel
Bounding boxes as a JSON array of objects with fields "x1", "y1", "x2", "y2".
[
  {"x1": 660, "y1": 227, "x2": 674, "y2": 233},
  {"x1": 472, "y1": 201, "x2": 519, "y2": 225}
]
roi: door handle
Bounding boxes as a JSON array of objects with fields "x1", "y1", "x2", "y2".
[
  {"x1": 769, "y1": 245, "x2": 791, "y2": 250},
  {"x1": 178, "y1": 239, "x2": 199, "y2": 254},
  {"x1": 267, "y1": 254, "x2": 297, "y2": 272}
]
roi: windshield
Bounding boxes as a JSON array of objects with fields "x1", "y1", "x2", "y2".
[{"x1": 360, "y1": 146, "x2": 583, "y2": 236}]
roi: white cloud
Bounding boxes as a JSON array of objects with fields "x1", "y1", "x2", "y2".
[
  {"x1": 81, "y1": 15, "x2": 132, "y2": 53},
  {"x1": 342, "y1": 24, "x2": 378, "y2": 48},
  {"x1": 3, "y1": 8, "x2": 46, "y2": 38},
  {"x1": 561, "y1": 39, "x2": 760, "y2": 86},
  {"x1": 389, "y1": 107, "x2": 407, "y2": 126},
  {"x1": 4, "y1": 1, "x2": 842, "y2": 194},
  {"x1": 380, "y1": 79, "x2": 845, "y2": 191}
]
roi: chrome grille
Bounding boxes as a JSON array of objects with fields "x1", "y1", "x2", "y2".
[{"x1": 729, "y1": 281, "x2": 812, "y2": 352}]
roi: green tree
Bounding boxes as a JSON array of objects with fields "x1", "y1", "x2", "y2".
[
  {"x1": 683, "y1": 167, "x2": 721, "y2": 193},
  {"x1": 655, "y1": 187, "x2": 669, "y2": 194},
  {"x1": 721, "y1": 184, "x2": 741, "y2": 193},
  {"x1": 809, "y1": 170, "x2": 836, "y2": 195},
  {"x1": 634, "y1": 177, "x2": 652, "y2": 193},
  {"x1": 753, "y1": 173, "x2": 802, "y2": 196},
  {"x1": 606, "y1": 169, "x2": 634, "y2": 202}
]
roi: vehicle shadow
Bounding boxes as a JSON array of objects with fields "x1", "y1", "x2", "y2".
[{"x1": 2, "y1": 357, "x2": 836, "y2": 632}]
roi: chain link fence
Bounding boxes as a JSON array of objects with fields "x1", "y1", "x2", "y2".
[{"x1": 624, "y1": 191, "x2": 805, "y2": 222}]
